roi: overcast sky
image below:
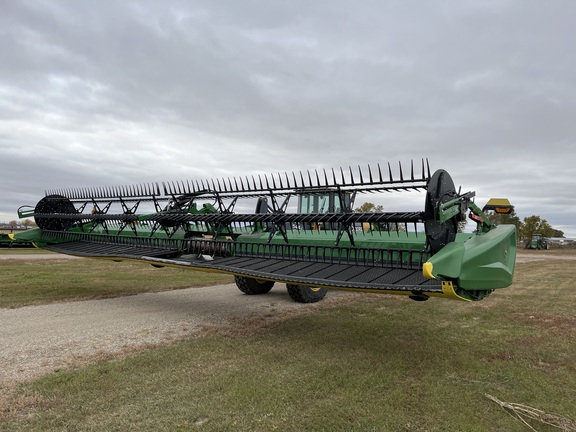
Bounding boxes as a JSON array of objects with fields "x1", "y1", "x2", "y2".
[{"x1": 1, "y1": 0, "x2": 575, "y2": 236}]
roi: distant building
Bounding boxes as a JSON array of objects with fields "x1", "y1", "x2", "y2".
[{"x1": 548, "y1": 237, "x2": 576, "y2": 247}]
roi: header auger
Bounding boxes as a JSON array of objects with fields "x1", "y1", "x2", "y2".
[{"x1": 15, "y1": 159, "x2": 516, "y2": 303}]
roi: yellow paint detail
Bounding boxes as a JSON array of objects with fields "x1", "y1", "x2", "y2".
[
  {"x1": 484, "y1": 198, "x2": 513, "y2": 214},
  {"x1": 441, "y1": 281, "x2": 471, "y2": 302},
  {"x1": 422, "y1": 262, "x2": 434, "y2": 280},
  {"x1": 8, "y1": 234, "x2": 15, "y2": 240},
  {"x1": 485, "y1": 198, "x2": 511, "y2": 207}
]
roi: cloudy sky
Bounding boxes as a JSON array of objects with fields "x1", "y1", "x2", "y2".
[{"x1": 1, "y1": 0, "x2": 575, "y2": 236}]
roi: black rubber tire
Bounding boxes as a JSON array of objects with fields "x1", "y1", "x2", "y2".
[
  {"x1": 234, "y1": 276, "x2": 275, "y2": 295},
  {"x1": 286, "y1": 284, "x2": 328, "y2": 303}
]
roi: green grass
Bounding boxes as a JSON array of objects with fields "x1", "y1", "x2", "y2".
[
  {"x1": 0, "y1": 247, "x2": 52, "y2": 255},
  {"x1": 0, "y1": 256, "x2": 233, "y2": 308},
  {"x1": 2, "y1": 255, "x2": 576, "y2": 431}
]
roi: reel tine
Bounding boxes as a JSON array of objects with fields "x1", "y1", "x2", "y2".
[{"x1": 52, "y1": 159, "x2": 431, "y2": 204}]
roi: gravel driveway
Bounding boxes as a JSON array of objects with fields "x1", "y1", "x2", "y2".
[
  {"x1": 2, "y1": 250, "x2": 570, "y2": 387},
  {"x1": 0, "y1": 253, "x2": 355, "y2": 386}
]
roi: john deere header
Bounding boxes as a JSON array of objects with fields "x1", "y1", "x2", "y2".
[{"x1": 15, "y1": 159, "x2": 516, "y2": 303}]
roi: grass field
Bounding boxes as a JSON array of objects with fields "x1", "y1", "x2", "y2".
[
  {"x1": 0, "y1": 250, "x2": 233, "y2": 308},
  {"x1": 1, "y1": 251, "x2": 575, "y2": 431}
]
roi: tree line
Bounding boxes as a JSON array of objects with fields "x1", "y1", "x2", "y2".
[{"x1": 487, "y1": 209, "x2": 563, "y2": 240}]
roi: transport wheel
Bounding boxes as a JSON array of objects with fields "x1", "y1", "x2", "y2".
[
  {"x1": 286, "y1": 284, "x2": 327, "y2": 303},
  {"x1": 234, "y1": 276, "x2": 275, "y2": 295}
]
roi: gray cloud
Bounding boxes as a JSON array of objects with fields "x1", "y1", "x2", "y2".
[{"x1": 1, "y1": 0, "x2": 575, "y2": 236}]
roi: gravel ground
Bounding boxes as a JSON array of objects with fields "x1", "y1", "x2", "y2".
[
  {"x1": 1, "y1": 250, "x2": 571, "y2": 387},
  {"x1": 0, "y1": 268, "x2": 353, "y2": 386}
]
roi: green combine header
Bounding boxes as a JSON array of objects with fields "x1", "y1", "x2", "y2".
[{"x1": 14, "y1": 160, "x2": 516, "y2": 303}]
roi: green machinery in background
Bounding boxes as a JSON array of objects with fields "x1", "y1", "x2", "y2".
[
  {"x1": 14, "y1": 160, "x2": 516, "y2": 303},
  {"x1": 1, "y1": 229, "x2": 33, "y2": 247},
  {"x1": 525, "y1": 234, "x2": 549, "y2": 250}
]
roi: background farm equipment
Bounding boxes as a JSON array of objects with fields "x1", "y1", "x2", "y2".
[
  {"x1": 0, "y1": 229, "x2": 34, "y2": 248},
  {"x1": 14, "y1": 160, "x2": 516, "y2": 303},
  {"x1": 525, "y1": 234, "x2": 549, "y2": 250}
]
